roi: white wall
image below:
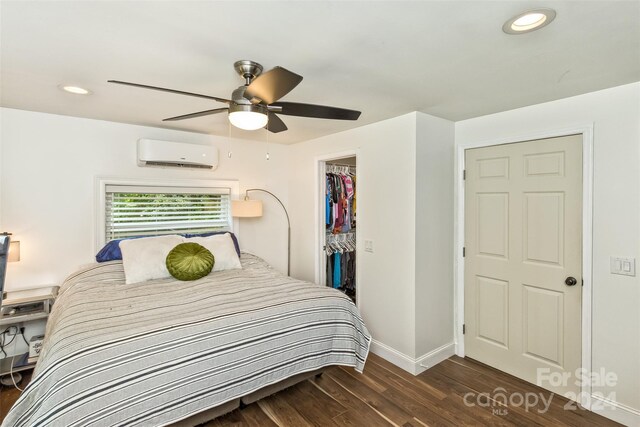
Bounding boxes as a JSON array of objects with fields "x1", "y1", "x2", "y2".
[
  {"x1": 0, "y1": 108, "x2": 291, "y2": 290},
  {"x1": 288, "y1": 113, "x2": 419, "y2": 358},
  {"x1": 288, "y1": 112, "x2": 456, "y2": 371},
  {"x1": 456, "y1": 82, "x2": 640, "y2": 423},
  {"x1": 415, "y1": 113, "x2": 455, "y2": 358}
]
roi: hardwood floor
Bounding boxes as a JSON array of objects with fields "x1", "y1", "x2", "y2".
[
  {"x1": 0, "y1": 354, "x2": 621, "y2": 426},
  {"x1": 0, "y1": 370, "x2": 32, "y2": 421}
]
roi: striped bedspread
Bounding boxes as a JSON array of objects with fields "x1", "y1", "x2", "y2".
[{"x1": 3, "y1": 253, "x2": 370, "y2": 427}]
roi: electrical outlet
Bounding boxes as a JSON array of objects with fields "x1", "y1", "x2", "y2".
[{"x1": 4, "y1": 326, "x2": 18, "y2": 336}]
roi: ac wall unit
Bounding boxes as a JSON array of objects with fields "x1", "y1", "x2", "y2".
[{"x1": 137, "y1": 139, "x2": 219, "y2": 170}]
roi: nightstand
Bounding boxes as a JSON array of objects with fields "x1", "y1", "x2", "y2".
[{"x1": 0, "y1": 285, "x2": 58, "y2": 376}]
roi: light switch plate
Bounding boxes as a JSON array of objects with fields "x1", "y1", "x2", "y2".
[
  {"x1": 364, "y1": 240, "x2": 373, "y2": 253},
  {"x1": 610, "y1": 257, "x2": 636, "y2": 276}
]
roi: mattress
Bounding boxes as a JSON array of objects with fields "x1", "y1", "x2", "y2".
[{"x1": 2, "y1": 253, "x2": 370, "y2": 426}]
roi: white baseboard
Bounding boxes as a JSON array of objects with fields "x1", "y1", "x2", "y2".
[
  {"x1": 369, "y1": 340, "x2": 416, "y2": 373},
  {"x1": 414, "y1": 342, "x2": 457, "y2": 375},
  {"x1": 590, "y1": 394, "x2": 640, "y2": 426},
  {"x1": 369, "y1": 339, "x2": 455, "y2": 375}
]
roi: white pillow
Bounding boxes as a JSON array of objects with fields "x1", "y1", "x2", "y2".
[
  {"x1": 119, "y1": 235, "x2": 185, "y2": 284},
  {"x1": 187, "y1": 233, "x2": 242, "y2": 272}
]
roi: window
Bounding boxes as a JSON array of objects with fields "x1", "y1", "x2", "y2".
[{"x1": 103, "y1": 184, "x2": 232, "y2": 242}]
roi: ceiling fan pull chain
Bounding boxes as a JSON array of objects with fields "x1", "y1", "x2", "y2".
[{"x1": 266, "y1": 122, "x2": 270, "y2": 160}]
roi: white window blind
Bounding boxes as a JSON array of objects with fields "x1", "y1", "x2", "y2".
[{"x1": 105, "y1": 185, "x2": 231, "y2": 241}]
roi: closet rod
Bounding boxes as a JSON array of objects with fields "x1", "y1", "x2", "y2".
[{"x1": 326, "y1": 163, "x2": 356, "y2": 168}]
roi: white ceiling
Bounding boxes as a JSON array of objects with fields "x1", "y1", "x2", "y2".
[{"x1": 1, "y1": 1, "x2": 639, "y2": 144}]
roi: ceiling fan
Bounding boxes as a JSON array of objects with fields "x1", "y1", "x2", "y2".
[{"x1": 108, "y1": 60, "x2": 361, "y2": 133}]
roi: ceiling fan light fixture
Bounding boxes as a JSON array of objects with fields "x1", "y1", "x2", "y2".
[
  {"x1": 503, "y1": 8, "x2": 556, "y2": 34},
  {"x1": 58, "y1": 84, "x2": 92, "y2": 95},
  {"x1": 228, "y1": 104, "x2": 268, "y2": 131}
]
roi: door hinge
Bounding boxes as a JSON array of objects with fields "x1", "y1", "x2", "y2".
[
  {"x1": 462, "y1": 247, "x2": 466, "y2": 257},
  {"x1": 463, "y1": 169, "x2": 466, "y2": 180},
  {"x1": 463, "y1": 324, "x2": 466, "y2": 335},
  {"x1": 582, "y1": 278, "x2": 584, "y2": 287}
]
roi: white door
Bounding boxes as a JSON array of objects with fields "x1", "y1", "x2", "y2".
[{"x1": 464, "y1": 135, "x2": 582, "y2": 396}]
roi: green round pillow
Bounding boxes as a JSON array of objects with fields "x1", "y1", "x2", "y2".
[{"x1": 166, "y1": 243, "x2": 214, "y2": 281}]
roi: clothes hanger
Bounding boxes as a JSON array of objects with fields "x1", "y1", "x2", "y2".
[{"x1": 339, "y1": 236, "x2": 348, "y2": 251}]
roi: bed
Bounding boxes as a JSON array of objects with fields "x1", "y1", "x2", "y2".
[{"x1": 2, "y1": 253, "x2": 371, "y2": 426}]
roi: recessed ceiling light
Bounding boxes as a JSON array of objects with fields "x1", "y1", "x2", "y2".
[
  {"x1": 503, "y1": 8, "x2": 556, "y2": 34},
  {"x1": 58, "y1": 85, "x2": 92, "y2": 95}
]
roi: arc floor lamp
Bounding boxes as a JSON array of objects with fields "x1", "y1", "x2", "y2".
[{"x1": 231, "y1": 189, "x2": 291, "y2": 276}]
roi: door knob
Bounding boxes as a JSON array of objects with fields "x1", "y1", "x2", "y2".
[{"x1": 565, "y1": 277, "x2": 578, "y2": 286}]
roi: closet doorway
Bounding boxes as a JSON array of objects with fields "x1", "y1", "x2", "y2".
[{"x1": 317, "y1": 153, "x2": 358, "y2": 306}]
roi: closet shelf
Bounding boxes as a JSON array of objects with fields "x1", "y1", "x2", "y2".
[{"x1": 326, "y1": 229, "x2": 356, "y2": 235}]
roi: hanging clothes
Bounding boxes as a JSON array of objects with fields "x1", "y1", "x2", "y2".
[
  {"x1": 340, "y1": 252, "x2": 347, "y2": 288},
  {"x1": 345, "y1": 252, "x2": 356, "y2": 290},
  {"x1": 326, "y1": 251, "x2": 356, "y2": 288},
  {"x1": 333, "y1": 252, "x2": 341, "y2": 288},
  {"x1": 325, "y1": 232, "x2": 356, "y2": 301},
  {"x1": 326, "y1": 177, "x2": 331, "y2": 226},
  {"x1": 351, "y1": 175, "x2": 356, "y2": 225},
  {"x1": 325, "y1": 164, "x2": 357, "y2": 303},
  {"x1": 344, "y1": 175, "x2": 354, "y2": 198},
  {"x1": 326, "y1": 169, "x2": 356, "y2": 234}
]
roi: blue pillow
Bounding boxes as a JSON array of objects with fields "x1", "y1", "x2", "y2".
[
  {"x1": 95, "y1": 237, "x2": 140, "y2": 262},
  {"x1": 96, "y1": 232, "x2": 241, "y2": 262}
]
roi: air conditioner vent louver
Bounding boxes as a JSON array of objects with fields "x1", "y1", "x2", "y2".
[
  {"x1": 137, "y1": 139, "x2": 218, "y2": 170},
  {"x1": 144, "y1": 161, "x2": 213, "y2": 169}
]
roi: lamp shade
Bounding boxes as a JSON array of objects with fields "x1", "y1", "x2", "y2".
[
  {"x1": 231, "y1": 199, "x2": 263, "y2": 218},
  {"x1": 8, "y1": 241, "x2": 20, "y2": 262}
]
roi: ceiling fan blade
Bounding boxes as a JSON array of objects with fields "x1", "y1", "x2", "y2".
[
  {"x1": 162, "y1": 108, "x2": 228, "y2": 122},
  {"x1": 108, "y1": 80, "x2": 231, "y2": 104},
  {"x1": 270, "y1": 102, "x2": 361, "y2": 120},
  {"x1": 266, "y1": 113, "x2": 288, "y2": 133},
  {"x1": 244, "y1": 67, "x2": 303, "y2": 104}
]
